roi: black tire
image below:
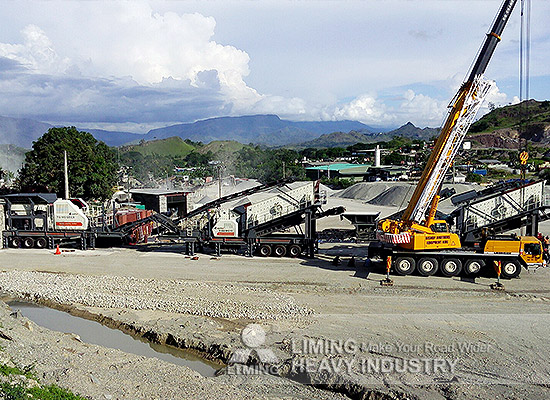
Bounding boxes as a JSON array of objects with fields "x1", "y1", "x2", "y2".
[
  {"x1": 259, "y1": 244, "x2": 271, "y2": 257},
  {"x1": 10, "y1": 237, "x2": 21, "y2": 248},
  {"x1": 22, "y1": 237, "x2": 34, "y2": 248},
  {"x1": 288, "y1": 244, "x2": 302, "y2": 258},
  {"x1": 440, "y1": 258, "x2": 462, "y2": 277},
  {"x1": 500, "y1": 260, "x2": 521, "y2": 279},
  {"x1": 417, "y1": 257, "x2": 438, "y2": 276},
  {"x1": 394, "y1": 257, "x2": 415, "y2": 275},
  {"x1": 35, "y1": 237, "x2": 47, "y2": 249},
  {"x1": 464, "y1": 259, "x2": 484, "y2": 276},
  {"x1": 273, "y1": 245, "x2": 287, "y2": 257}
]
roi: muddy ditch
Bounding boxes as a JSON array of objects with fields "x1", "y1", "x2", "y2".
[{"x1": 3, "y1": 296, "x2": 421, "y2": 400}]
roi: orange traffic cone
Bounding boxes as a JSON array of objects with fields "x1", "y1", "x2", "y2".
[{"x1": 54, "y1": 245, "x2": 61, "y2": 255}]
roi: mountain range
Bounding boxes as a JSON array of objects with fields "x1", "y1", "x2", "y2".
[
  {"x1": 0, "y1": 116, "x2": 52, "y2": 149},
  {"x1": 292, "y1": 122, "x2": 440, "y2": 148},
  {"x1": 1, "y1": 100, "x2": 548, "y2": 152},
  {"x1": 0, "y1": 116, "x2": 144, "y2": 148},
  {"x1": 0, "y1": 112, "x2": 446, "y2": 152},
  {"x1": 144, "y1": 114, "x2": 378, "y2": 146},
  {"x1": 0, "y1": 114, "x2": 384, "y2": 149}
]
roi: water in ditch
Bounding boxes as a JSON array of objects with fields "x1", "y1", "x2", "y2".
[{"x1": 7, "y1": 300, "x2": 220, "y2": 377}]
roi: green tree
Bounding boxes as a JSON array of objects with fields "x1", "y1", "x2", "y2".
[
  {"x1": 18, "y1": 127, "x2": 118, "y2": 200},
  {"x1": 466, "y1": 172, "x2": 483, "y2": 183},
  {"x1": 234, "y1": 146, "x2": 305, "y2": 182}
]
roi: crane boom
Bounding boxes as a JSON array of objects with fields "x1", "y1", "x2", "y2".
[
  {"x1": 402, "y1": 76, "x2": 492, "y2": 224},
  {"x1": 371, "y1": 0, "x2": 545, "y2": 280},
  {"x1": 400, "y1": 0, "x2": 517, "y2": 226}
]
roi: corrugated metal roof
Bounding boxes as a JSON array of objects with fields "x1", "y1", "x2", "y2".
[
  {"x1": 131, "y1": 189, "x2": 192, "y2": 196},
  {"x1": 2, "y1": 193, "x2": 58, "y2": 204},
  {"x1": 338, "y1": 166, "x2": 370, "y2": 175},
  {"x1": 306, "y1": 163, "x2": 369, "y2": 171}
]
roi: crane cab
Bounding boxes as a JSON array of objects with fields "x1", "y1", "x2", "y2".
[
  {"x1": 429, "y1": 221, "x2": 450, "y2": 233},
  {"x1": 484, "y1": 236, "x2": 545, "y2": 268}
]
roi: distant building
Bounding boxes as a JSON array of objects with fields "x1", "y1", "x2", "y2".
[
  {"x1": 453, "y1": 172, "x2": 466, "y2": 183},
  {"x1": 305, "y1": 163, "x2": 370, "y2": 180},
  {"x1": 478, "y1": 159, "x2": 501, "y2": 165},
  {"x1": 363, "y1": 166, "x2": 409, "y2": 181},
  {"x1": 130, "y1": 189, "x2": 192, "y2": 217}
]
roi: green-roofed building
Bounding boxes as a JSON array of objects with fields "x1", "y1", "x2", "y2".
[{"x1": 305, "y1": 163, "x2": 370, "y2": 180}]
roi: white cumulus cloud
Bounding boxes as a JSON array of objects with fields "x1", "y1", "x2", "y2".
[
  {"x1": 478, "y1": 83, "x2": 520, "y2": 116},
  {"x1": 0, "y1": 25, "x2": 71, "y2": 75},
  {"x1": 0, "y1": 0, "x2": 532, "y2": 130},
  {"x1": 396, "y1": 89, "x2": 448, "y2": 127},
  {"x1": 330, "y1": 95, "x2": 394, "y2": 125}
]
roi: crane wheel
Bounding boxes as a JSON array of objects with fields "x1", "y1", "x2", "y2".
[
  {"x1": 273, "y1": 245, "x2": 287, "y2": 257},
  {"x1": 417, "y1": 257, "x2": 438, "y2": 276},
  {"x1": 9, "y1": 237, "x2": 21, "y2": 248},
  {"x1": 259, "y1": 244, "x2": 272, "y2": 257},
  {"x1": 464, "y1": 259, "x2": 484, "y2": 276},
  {"x1": 288, "y1": 245, "x2": 302, "y2": 258},
  {"x1": 22, "y1": 237, "x2": 35, "y2": 248},
  {"x1": 440, "y1": 258, "x2": 462, "y2": 277},
  {"x1": 394, "y1": 257, "x2": 415, "y2": 275},
  {"x1": 35, "y1": 237, "x2": 47, "y2": 249},
  {"x1": 501, "y1": 260, "x2": 521, "y2": 279}
]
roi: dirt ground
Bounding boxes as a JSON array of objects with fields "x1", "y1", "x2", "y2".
[{"x1": 0, "y1": 241, "x2": 549, "y2": 400}]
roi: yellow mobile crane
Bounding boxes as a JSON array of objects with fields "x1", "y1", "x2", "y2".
[{"x1": 369, "y1": 0, "x2": 545, "y2": 279}]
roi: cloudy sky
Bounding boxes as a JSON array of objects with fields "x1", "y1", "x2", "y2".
[{"x1": 0, "y1": 0, "x2": 548, "y2": 132}]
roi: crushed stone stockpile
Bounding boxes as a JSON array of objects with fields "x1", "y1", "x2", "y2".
[
  {"x1": 190, "y1": 178, "x2": 261, "y2": 207},
  {"x1": 335, "y1": 182, "x2": 416, "y2": 207},
  {"x1": 336, "y1": 182, "x2": 477, "y2": 208},
  {"x1": 368, "y1": 183, "x2": 477, "y2": 208},
  {"x1": 333, "y1": 182, "x2": 397, "y2": 201},
  {"x1": 0, "y1": 271, "x2": 313, "y2": 321},
  {"x1": 368, "y1": 184, "x2": 416, "y2": 207}
]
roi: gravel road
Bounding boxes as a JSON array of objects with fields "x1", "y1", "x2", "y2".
[{"x1": 0, "y1": 245, "x2": 549, "y2": 399}]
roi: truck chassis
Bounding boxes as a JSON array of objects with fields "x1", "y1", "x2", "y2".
[{"x1": 368, "y1": 242, "x2": 528, "y2": 279}]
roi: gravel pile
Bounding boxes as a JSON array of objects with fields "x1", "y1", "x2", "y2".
[
  {"x1": 0, "y1": 271, "x2": 313, "y2": 321},
  {"x1": 368, "y1": 184, "x2": 415, "y2": 207},
  {"x1": 333, "y1": 182, "x2": 398, "y2": 201},
  {"x1": 189, "y1": 178, "x2": 261, "y2": 209},
  {"x1": 335, "y1": 182, "x2": 477, "y2": 206}
]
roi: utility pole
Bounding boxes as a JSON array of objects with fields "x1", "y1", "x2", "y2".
[
  {"x1": 126, "y1": 168, "x2": 130, "y2": 205},
  {"x1": 282, "y1": 161, "x2": 286, "y2": 179},
  {"x1": 218, "y1": 164, "x2": 222, "y2": 199},
  {"x1": 64, "y1": 150, "x2": 70, "y2": 199}
]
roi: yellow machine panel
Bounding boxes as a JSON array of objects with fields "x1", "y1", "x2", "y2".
[
  {"x1": 484, "y1": 239, "x2": 520, "y2": 254},
  {"x1": 400, "y1": 231, "x2": 461, "y2": 251}
]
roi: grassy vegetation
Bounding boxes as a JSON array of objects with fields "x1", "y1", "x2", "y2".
[
  {"x1": 119, "y1": 137, "x2": 215, "y2": 183},
  {"x1": 197, "y1": 140, "x2": 245, "y2": 155},
  {"x1": 470, "y1": 100, "x2": 550, "y2": 134},
  {"x1": 0, "y1": 363, "x2": 35, "y2": 379},
  {"x1": 121, "y1": 137, "x2": 195, "y2": 157},
  {"x1": 0, "y1": 362, "x2": 86, "y2": 400},
  {"x1": 0, "y1": 382, "x2": 86, "y2": 400}
]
